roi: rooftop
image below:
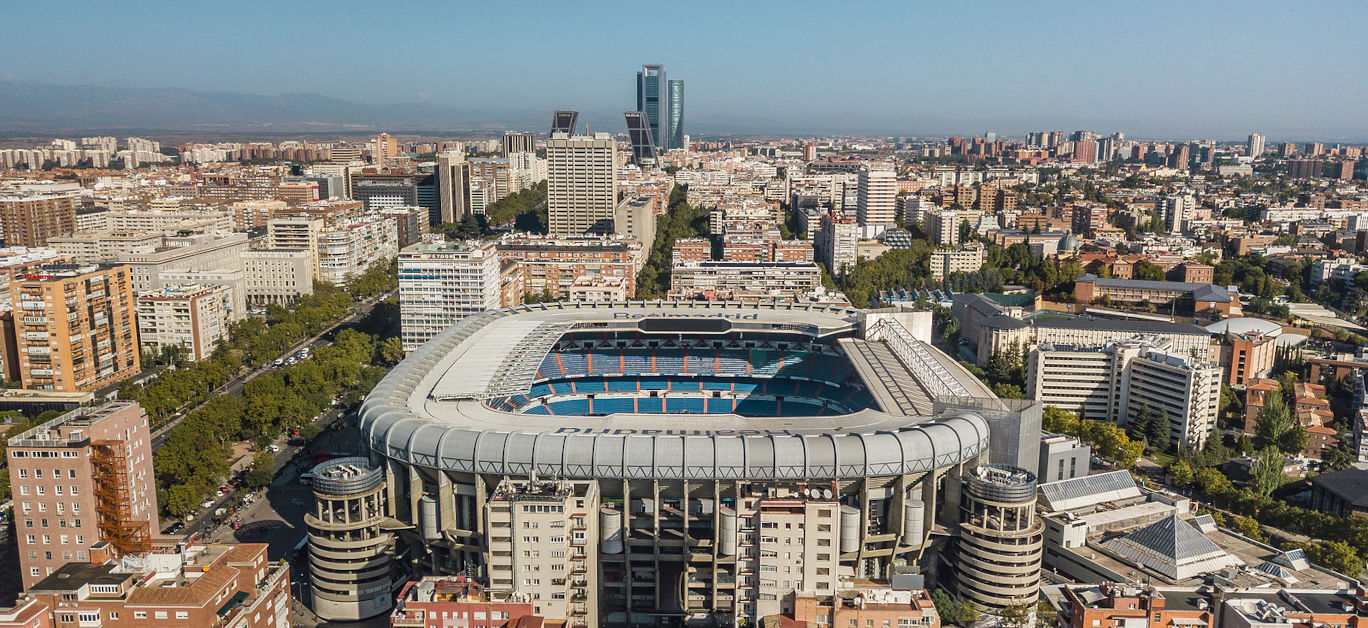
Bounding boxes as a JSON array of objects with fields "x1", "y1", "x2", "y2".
[{"x1": 1309, "y1": 467, "x2": 1368, "y2": 508}]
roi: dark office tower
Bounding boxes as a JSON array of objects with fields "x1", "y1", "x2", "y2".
[
  {"x1": 502, "y1": 132, "x2": 536, "y2": 157},
  {"x1": 624, "y1": 111, "x2": 658, "y2": 168},
  {"x1": 666, "y1": 79, "x2": 685, "y2": 150},
  {"x1": 637, "y1": 64, "x2": 671, "y2": 152},
  {"x1": 551, "y1": 110, "x2": 579, "y2": 136}
]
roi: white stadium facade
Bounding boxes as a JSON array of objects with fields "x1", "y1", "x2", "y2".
[{"x1": 341, "y1": 301, "x2": 1042, "y2": 624}]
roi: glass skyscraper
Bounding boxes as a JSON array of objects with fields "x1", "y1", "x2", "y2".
[{"x1": 636, "y1": 64, "x2": 683, "y2": 152}]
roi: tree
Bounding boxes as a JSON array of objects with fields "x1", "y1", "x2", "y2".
[
  {"x1": 1148, "y1": 407, "x2": 1172, "y2": 452},
  {"x1": 1168, "y1": 459, "x2": 1195, "y2": 486},
  {"x1": 1001, "y1": 601, "x2": 1033, "y2": 628},
  {"x1": 1279, "y1": 424, "x2": 1309, "y2": 457},
  {"x1": 1133, "y1": 260, "x2": 1166, "y2": 281},
  {"x1": 1289, "y1": 540, "x2": 1364, "y2": 576},
  {"x1": 992, "y1": 382, "x2": 1025, "y2": 399},
  {"x1": 244, "y1": 468, "x2": 274, "y2": 489},
  {"x1": 1254, "y1": 393, "x2": 1293, "y2": 450},
  {"x1": 377, "y1": 336, "x2": 406, "y2": 365},
  {"x1": 1248, "y1": 447, "x2": 1288, "y2": 497},
  {"x1": 1130, "y1": 404, "x2": 1153, "y2": 442},
  {"x1": 299, "y1": 424, "x2": 323, "y2": 441},
  {"x1": 1232, "y1": 515, "x2": 1265, "y2": 541}
]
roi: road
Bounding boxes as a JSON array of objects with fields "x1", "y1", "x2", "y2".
[{"x1": 150, "y1": 290, "x2": 392, "y2": 449}]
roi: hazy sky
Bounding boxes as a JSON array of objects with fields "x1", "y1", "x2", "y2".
[{"x1": 3, "y1": 1, "x2": 1367, "y2": 140}]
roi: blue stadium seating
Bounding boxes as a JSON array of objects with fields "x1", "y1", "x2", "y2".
[
  {"x1": 593, "y1": 397, "x2": 636, "y2": 415},
  {"x1": 605, "y1": 379, "x2": 638, "y2": 392},
  {"x1": 546, "y1": 399, "x2": 590, "y2": 415},
  {"x1": 700, "y1": 380, "x2": 733, "y2": 391},
  {"x1": 636, "y1": 397, "x2": 663, "y2": 413},
  {"x1": 638, "y1": 379, "x2": 668, "y2": 390},
  {"x1": 706, "y1": 397, "x2": 734, "y2": 413},
  {"x1": 574, "y1": 380, "x2": 606, "y2": 393},
  {"x1": 528, "y1": 383, "x2": 553, "y2": 398},
  {"x1": 670, "y1": 380, "x2": 700, "y2": 392},
  {"x1": 666, "y1": 397, "x2": 706, "y2": 413},
  {"x1": 735, "y1": 398, "x2": 780, "y2": 415},
  {"x1": 524, "y1": 405, "x2": 550, "y2": 415}
]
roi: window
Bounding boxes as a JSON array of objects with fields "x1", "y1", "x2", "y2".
[
  {"x1": 134, "y1": 611, "x2": 147, "y2": 619},
  {"x1": 29, "y1": 568, "x2": 38, "y2": 578},
  {"x1": 176, "y1": 611, "x2": 189, "y2": 619},
  {"x1": 109, "y1": 611, "x2": 119, "y2": 620},
  {"x1": 155, "y1": 611, "x2": 167, "y2": 619},
  {"x1": 17, "y1": 469, "x2": 26, "y2": 478}
]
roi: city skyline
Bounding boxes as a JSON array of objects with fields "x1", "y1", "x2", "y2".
[{"x1": 1, "y1": 2, "x2": 1367, "y2": 140}]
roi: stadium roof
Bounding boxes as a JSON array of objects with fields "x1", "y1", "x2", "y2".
[
  {"x1": 359, "y1": 301, "x2": 996, "y2": 481},
  {"x1": 1204, "y1": 317, "x2": 1282, "y2": 337}
]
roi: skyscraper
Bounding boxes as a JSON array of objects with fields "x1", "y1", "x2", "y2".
[
  {"x1": 1247, "y1": 133, "x2": 1266, "y2": 158},
  {"x1": 666, "y1": 78, "x2": 685, "y2": 151},
  {"x1": 550, "y1": 110, "x2": 579, "y2": 136},
  {"x1": 501, "y1": 132, "x2": 535, "y2": 157},
  {"x1": 637, "y1": 65, "x2": 667, "y2": 153},
  {"x1": 856, "y1": 168, "x2": 897, "y2": 229},
  {"x1": 546, "y1": 133, "x2": 618, "y2": 236},
  {"x1": 437, "y1": 151, "x2": 471, "y2": 225},
  {"x1": 623, "y1": 111, "x2": 658, "y2": 167},
  {"x1": 636, "y1": 65, "x2": 683, "y2": 152}
]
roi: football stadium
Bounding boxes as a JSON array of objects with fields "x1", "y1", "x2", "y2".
[{"x1": 356, "y1": 301, "x2": 1041, "y2": 623}]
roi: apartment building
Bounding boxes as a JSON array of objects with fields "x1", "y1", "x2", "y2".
[
  {"x1": 398, "y1": 241, "x2": 502, "y2": 351},
  {"x1": 230, "y1": 200, "x2": 288, "y2": 230},
  {"x1": 1027, "y1": 340, "x2": 1222, "y2": 450},
  {"x1": 546, "y1": 133, "x2": 617, "y2": 236},
  {"x1": 50, "y1": 231, "x2": 163, "y2": 265},
  {"x1": 816, "y1": 212, "x2": 858, "y2": 275},
  {"x1": 1208, "y1": 319, "x2": 1280, "y2": 387},
  {"x1": 0, "y1": 193, "x2": 77, "y2": 247},
  {"x1": 923, "y1": 208, "x2": 960, "y2": 246},
  {"x1": 135, "y1": 284, "x2": 231, "y2": 361},
  {"x1": 76, "y1": 208, "x2": 234, "y2": 235},
  {"x1": 242, "y1": 250, "x2": 314, "y2": 305},
  {"x1": 929, "y1": 245, "x2": 985, "y2": 279},
  {"x1": 316, "y1": 217, "x2": 399, "y2": 285},
  {"x1": 496, "y1": 236, "x2": 644, "y2": 300},
  {"x1": 855, "y1": 167, "x2": 897, "y2": 231},
  {"x1": 6, "y1": 402, "x2": 157, "y2": 589},
  {"x1": 780, "y1": 589, "x2": 940, "y2": 628},
  {"x1": 728, "y1": 495, "x2": 844, "y2": 618},
  {"x1": 112, "y1": 232, "x2": 249, "y2": 294},
  {"x1": 380, "y1": 206, "x2": 431, "y2": 248},
  {"x1": 10, "y1": 264, "x2": 140, "y2": 392},
  {"x1": 22, "y1": 542, "x2": 289, "y2": 628},
  {"x1": 390, "y1": 577, "x2": 540, "y2": 628},
  {"x1": 668, "y1": 262, "x2": 823, "y2": 303},
  {"x1": 721, "y1": 240, "x2": 814, "y2": 264},
  {"x1": 1058, "y1": 583, "x2": 1211, "y2": 628},
  {"x1": 0, "y1": 248, "x2": 68, "y2": 309},
  {"x1": 483, "y1": 479, "x2": 599, "y2": 626},
  {"x1": 672, "y1": 239, "x2": 712, "y2": 266},
  {"x1": 613, "y1": 196, "x2": 657, "y2": 248},
  {"x1": 265, "y1": 217, "x2": 324, "y2": 273}
]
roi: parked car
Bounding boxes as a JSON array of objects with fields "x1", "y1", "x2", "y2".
[{"x1": 201, "y1": 500, "x2": 215, "y2": 509}]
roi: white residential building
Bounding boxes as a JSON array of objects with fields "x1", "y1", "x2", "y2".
[
  {"x1": 135, "y1": 284, "x2": 232, "y2": 361},
  {"x1": 1027, "y1": 339, "x2": 1222, "y2": 450},
  {"x1": 546, "y1": 133, "x2": 618, "y2": 236},
  {"x1": 856, "y1": 167, "x2": 897, "y2": 232},
  {"x1": 243, "y1": 249, "x2": 314, "y2": 305},
  {"x1": 399, "y1": 240, "x2": 502, "y2": 351},
  {"x1": 316, "y1": 216, "x2": 399, "y2": 285},
  {"x1": 929, "y1": 245, "x2": 985, "y2": 279}
]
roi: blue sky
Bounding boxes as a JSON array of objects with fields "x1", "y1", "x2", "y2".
[{"x1": 3, "y1": 1, "x2": 1366, "y2": 140}]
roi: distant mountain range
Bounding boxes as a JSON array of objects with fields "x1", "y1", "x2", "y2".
[{"x1": 0, "y1": 81, "x2": 546, "y2": 134}]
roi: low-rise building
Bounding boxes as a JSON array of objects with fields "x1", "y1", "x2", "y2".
[
  {"x1": 775, "y1": 588, "x2": 940, "y2": 628},
  {"x1": 1074, "y1": 274, "x2": 1237, "y2": 316},
  {"x1": 23, "y1": 542, "x2": 289, "y2": 628},
  {"x1": 496, "y1": 235, "x2": 644, "y2": 300},
  {"x1": 390, "y1": 577, "x2": 540, "y2": 628}
]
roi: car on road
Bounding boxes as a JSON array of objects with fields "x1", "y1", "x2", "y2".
[
  {"x1": 274, "y1": 359, "x2": 284, "y2": 367},
  {"x1": 201, "y1": 500, "x2": 215, "y2": 509},
  {"x1": 163, "y1": 522, "x2": 184, "y2": 534},
  {"x1": 268, "y1": 444, "x2": 280, "y2": 453}
]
